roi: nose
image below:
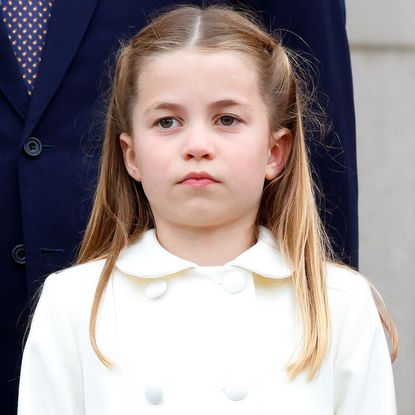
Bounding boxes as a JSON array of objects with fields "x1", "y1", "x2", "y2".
[{"x1": 181, "y1": 124, "x2": 215, "y2": 161}]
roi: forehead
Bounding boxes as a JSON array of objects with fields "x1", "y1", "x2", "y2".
[{"x1": 136, "y1": 49, "x2": 263, "y2": 107}]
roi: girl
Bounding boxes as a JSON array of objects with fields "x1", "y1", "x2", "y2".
[{"x1": 18, "y1": 4, "x2": 397, "y2": 414}]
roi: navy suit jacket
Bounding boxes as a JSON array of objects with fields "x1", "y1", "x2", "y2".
[{"x1": 0, "y1": 0, "x2": 357, "y2": 413}]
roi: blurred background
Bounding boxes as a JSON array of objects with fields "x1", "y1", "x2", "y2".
[{"x1": 346, "y1": 0, "x2": 415, "y2": 413}]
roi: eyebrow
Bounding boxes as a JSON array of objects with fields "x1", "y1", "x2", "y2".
[{"x1": 144, "y1": 99, "x2": 253, "y2": 115}]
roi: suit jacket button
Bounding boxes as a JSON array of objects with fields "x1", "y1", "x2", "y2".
[
  {"x1": 145, "y1": 280, "x2": 168, "y2": 299},
  {"x1": 12, "y1": 244, "x2": 26, "y2": 265},
  {"x1": 223, "y1": 271, "x2": 246, "y2": 294},
  {"x1": 144, "y1": 384, "x2": 164, "y2": 404},
  {"x1": 23, "y1": 137, "x2": 43, "y2": 157}
]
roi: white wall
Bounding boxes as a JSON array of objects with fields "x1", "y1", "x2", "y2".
[{"x1": 346, "y1": 0, "x2": 415, "y2": 413}]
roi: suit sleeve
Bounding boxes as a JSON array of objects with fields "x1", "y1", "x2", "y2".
[
  {"x1": 334, "y1": 280, "x2": 396, "y2": 414},
  {"x1": 17, "y1": 273, "x2": 85, "y2": 415}
]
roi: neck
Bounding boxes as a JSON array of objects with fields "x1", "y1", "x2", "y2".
[{"x1": 154, "y1": 220, "x2": 257, "y2": 266}]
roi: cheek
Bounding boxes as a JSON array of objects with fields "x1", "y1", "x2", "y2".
[
  {"x1": 229, "y1": 149, "x2": 268, "y2": 195},
  {"x1": 232, "y1": 142, "x2": 268, "y2": 174},
  {"x1": 136, "y1": 147, "x2": 171, "y2": 188}
]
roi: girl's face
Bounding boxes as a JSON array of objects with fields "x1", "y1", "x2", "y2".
[{"x1": 120, "y1": 50, "x2": 291, "y2": 232}]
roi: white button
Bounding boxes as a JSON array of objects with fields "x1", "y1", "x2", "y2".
[
  {"x1": 223, "y1": 271, "x2": 246, "y2": 294},
  {"x1": 145, "y1": 280, "x2": 168, "y2": 299},
  {"x1": 223, "y1": 386, "x2": 248, "y2": 401},
  {"x1": 144, "y1": 384, "x2": 164, "y2": 404}
]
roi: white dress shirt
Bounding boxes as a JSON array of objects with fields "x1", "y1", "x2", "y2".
[{"x1": 18, "y1": 226, "x2": 396, "y2": 414}]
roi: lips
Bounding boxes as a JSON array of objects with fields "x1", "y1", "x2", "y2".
[{"x1": 179, "y1": 171, "x2": 219, "y2": 187}]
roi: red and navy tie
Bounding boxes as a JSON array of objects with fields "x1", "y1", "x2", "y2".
[{"x1": 1, "y1": 0, "x2": 53, "y2": 94}]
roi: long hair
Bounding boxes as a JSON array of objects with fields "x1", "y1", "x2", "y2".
[{"x1": 78, "y1": 4, "x2": 398, "y2": 379}]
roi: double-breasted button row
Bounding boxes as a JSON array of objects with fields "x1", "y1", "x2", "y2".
[
  {"x1": 144, "y1": 270, "x2": 247, "y2": 299},
  {"x1": 143, "y1": 271, "x2": 249, "y2": 405},
  {"x1": 23, "y1": 137, "x2": 43, "y2": 157},
  {"x1": 144, "y1": 384, "x2": 248, "y2": 405}
]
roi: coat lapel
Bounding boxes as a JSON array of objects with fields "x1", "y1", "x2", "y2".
[
  {"x1": 22, "y1": 0, "x2": 99, "y2": 138},
  {"x1": 0, "y1": 22, "x2": 30, "y2": 120}
]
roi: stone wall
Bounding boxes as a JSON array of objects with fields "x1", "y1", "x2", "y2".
[{"x1": 346, "y1": 0, "x2": 415, "y2": 413}]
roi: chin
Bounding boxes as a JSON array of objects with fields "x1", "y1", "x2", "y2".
[
  {"x1": 178, "y1": 217, "x2": 224, "y2": 229},
  {"x1": 171, "y1": 211, "x2": 228, "y2": 228}
]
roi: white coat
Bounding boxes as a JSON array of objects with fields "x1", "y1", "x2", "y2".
[{"x1": 18, "y1": 227, "x2": 396, "y2": 414}]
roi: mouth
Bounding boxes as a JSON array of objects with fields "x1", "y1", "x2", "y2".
[{"x1": 178, "y1": 172, "x2": 219, "y2": 187}]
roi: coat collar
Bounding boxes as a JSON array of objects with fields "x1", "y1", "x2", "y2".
[{"x1": 115, "y1": 226, "x2": 293, "y2": 280}]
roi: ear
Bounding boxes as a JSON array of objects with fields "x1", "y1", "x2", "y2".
[
  {"x1": 265, "y1": 128, "x2": 293, "y2": 180},
  {"x1": 119, "y1": 132, "x2": 141, "y2": 182}
]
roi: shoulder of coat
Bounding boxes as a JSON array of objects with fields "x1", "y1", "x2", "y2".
[
  {"x1": 46, "y1": 258, "x2": 107, "y2": 292},
  {"x1": 325, "y1": 262, "x2": 372, "y2": 303}
]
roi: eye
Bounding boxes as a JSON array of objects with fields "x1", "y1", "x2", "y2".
[
  {"x1": 156, "y1": 117, "x2": 180, "y2": 129},
  {"x1": 218, "y1": 115, "x2": 240, "y2": 127}
]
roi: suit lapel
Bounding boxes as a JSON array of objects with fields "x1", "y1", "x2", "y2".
[
  {"x1": 22, "y1": 0, "x2": 99, "y2": 138},
  {"x1": 0, "y1": 22, "x2": 30, "y2": 120}
]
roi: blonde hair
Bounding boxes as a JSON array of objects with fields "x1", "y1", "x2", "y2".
[{"x1": 78, "y1": 4, "x2": 397, "y2": 379}]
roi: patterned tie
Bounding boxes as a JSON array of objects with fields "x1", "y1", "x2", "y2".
[{"x1": 1, "y1": 0, "x2": 53, "y2": 94}]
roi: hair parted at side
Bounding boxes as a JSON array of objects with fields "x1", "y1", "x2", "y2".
[{"x1": 78, "y1": 4, "x2": 398, "y2": 379}]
